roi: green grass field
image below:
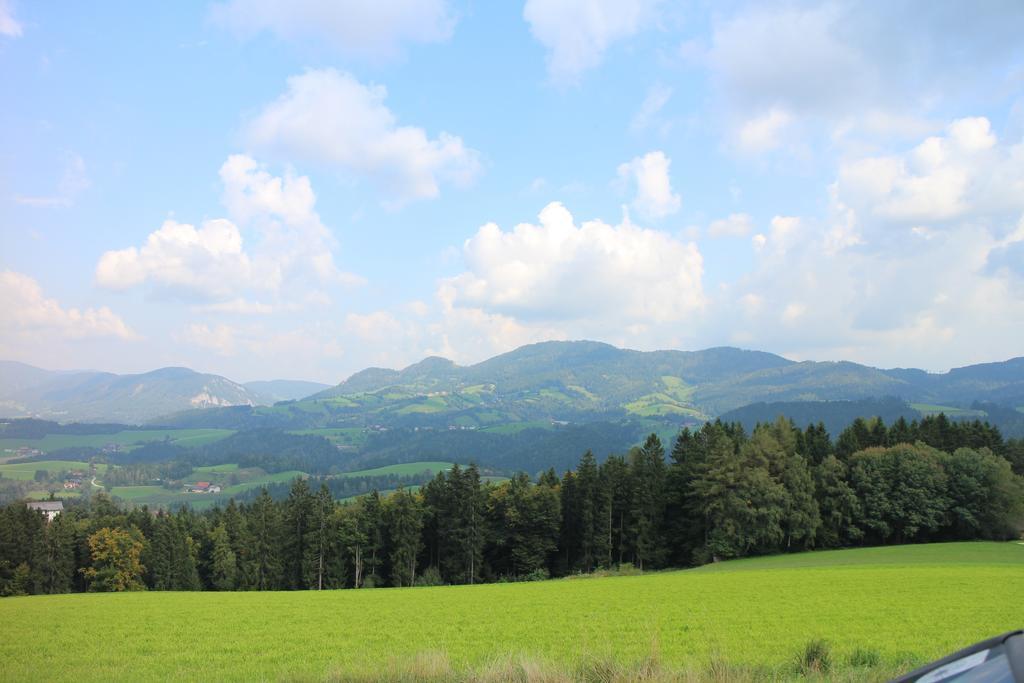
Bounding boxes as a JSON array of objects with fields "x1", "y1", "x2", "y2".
[
  {"x1": 0, "y1": 428, "x2": 234, "y2": 454},
  {"x1": 335, "y1": 461, "x2": 455, "y2": 478},
  {"x1": 0, "y1": 460, "x2": 104, "y2": 480},
  {"x1": 193, "y1": 463, "x2": 241, "y2": 473},
  {"x1": 1, "y1": 542, "x2": 1021, "y2": 681},
  {"x1": 109, "y1": 470, "x2": 307, "y2": 510},
  {"x1": 909, "y1": 403, "x2": 988, "y2": 418},
  {"x1": 288, "y1": 428, "x2": 368, "y2": 449}
]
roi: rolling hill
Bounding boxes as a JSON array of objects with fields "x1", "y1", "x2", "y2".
[
  {"x1": 4, "y1": 342, "x2": 1023, "y2": 430},
  {"x1": 0, "y1": 362, "x2": 266, "y2": 424},
  {"x1": 242, "y1": 379, "x2": 332, "y2": 403}
]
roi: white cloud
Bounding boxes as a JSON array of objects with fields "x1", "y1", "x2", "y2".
[
  {"x1": 180, "y1": 323, "x2": 237, "y2": 356},
  {"x1": 245, "y1": 69, "x2": 481, "y2": 206},
  {"x1": 0, "y1": 270, "x2": 138, "y2": 340},
  {"x1": 344, "y1": 311, "x2": 405, "y2": 343},
  {"x1": 441, "y1": 201, "x2": 703, "y2": 325},
  {"x1": 711, "y1": 115, "x2": 1024, "y2": 370},
  {"x1": 193, "y1": 298, "x2": 275, "y2": 315},
  {"x1": 14, "y1": 154, "x2": 90, "y2": 207},
  {"x1": 616, "y1": 151, "x2": 681, "y2": 220},
  {"x1": 524, "y1": 0, "x2": 660, "y2": 83},
  {"x1": 835, "y1": 116, "x2": 1024, "y2": 225},
  {"x1": 96, "y1": 219, "x2": 257, "y2": 298},
  {"x1": 706, "y1": 2, "x2": 1024, "y2": 153},
  {"x1": 630, "y1": 83, "x2": 672, "y2": 133},
  {"x1": 736, "y1": 107, "x2": 792, "y2": 154},
  {"x1": 209, "y1": 0, "x2": 454, "y2": 59},
  {"x1": 0, "y1": 0, "x2": 21, "y2": 37},
  {"x1": 96, "y1": 155, "x2": 360, "y2": 302},
  {"x1": 707, "y1": 213, "x2": 752, "y2": 238}
]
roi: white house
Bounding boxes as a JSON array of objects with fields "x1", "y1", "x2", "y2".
[{"x1": 27, "y1": 500, "x2": 64, "y2": 522}]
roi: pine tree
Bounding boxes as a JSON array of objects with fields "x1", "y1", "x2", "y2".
[
  {"x1": 248, "y1": 489, "x2": 283, "y2": 590},
  {"x1": 803, "y1": 422, "x2": 832, "y2": 465},
  {"x1": 385, "y1": 488, "x2": 423, "y2": 587},
  {"x1": 31, "y1": 511, "x2": 75, "y2": 594},
  {"x1": 305, "y1": 484, "x2": 335, "y2": 590},
  {"x1": 283, "y1": 478, "x2": 315, "y2": 589},
  {"x1": 599, "y1": 455, "x2": 631, "y2": 567},
  {"x1": 362, "y1": 491, "x2": 384, "y2": 586},
  {"x1": 337, "y1": 501, "x2": 368, "y2": 588},
  {"x1": 630, "y1": 434, "x2": 667, "y2": 570},
  {"x1": 222, "y1": 499, "x2": 253, "y2": 589},
  {"x1": 208, "y1": 523, "x2": 237, "y2": 590}
]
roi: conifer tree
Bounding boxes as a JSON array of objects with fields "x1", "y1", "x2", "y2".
[
  {"x1": 630, "y1": 434, "x2": 667, "y2": 570},
  {"x1": 208, "y1": 523, "x2": 237, "y2": 591},
  {"x1": 385, "y1": 488, "x2": 423, "y2": 587},
  {"x1": 283, "y1": 478, "x2": 315, "y2": 589},
  {"x1": 305, "y1": 484, "x2": 335, "y2": 590},
  {"x1": 248, "y1": 489, "x2": 283, "y2": 590}
]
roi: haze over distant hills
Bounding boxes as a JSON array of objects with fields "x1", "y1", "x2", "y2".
[
  {"x1": 3, "y1": 341, "x2": 1021, "y2": 428},
  {"x1": 0, "y1": 362, "x2": 266, "y2": 424}
]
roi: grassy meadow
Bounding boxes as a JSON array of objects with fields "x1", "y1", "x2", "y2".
[
  {"x1": 0, "y1": 460, "x2": 103, "y2": 480},
  {"x1": 1, "y1": 542, "x2": 1022, "y2": 681},
  {"x1": 0, "y1": 428, "x2": 234, "y2": 455}
]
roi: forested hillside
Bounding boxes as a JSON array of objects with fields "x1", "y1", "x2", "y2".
[{"x1": 3, "y1": 413, "x2": 1021, "y2": 596}]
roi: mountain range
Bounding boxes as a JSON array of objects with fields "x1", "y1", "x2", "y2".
[
  {"x1": 2, "y1": 341, "x2": 1022, "y2": 427},
  {"x1": 0, "y1": 361, "x2": 328, "y2": 424}
]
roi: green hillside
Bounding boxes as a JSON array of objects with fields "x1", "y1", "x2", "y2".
[
  {"x1": 0, "y1": 428, "x2": 233, "y2": 455},
  {"x1": 1, "y1": 542, "x2": 1020, "y2": 681},
  {"x1": 334, "y1": 461, "x2": 454, "y2": 478},
  {"x1": 156, "y1": 343, "x2": 1024, "y2": 442},
  {"x1": 0, "y1": 460, "x2": 105, "y2": 480}
]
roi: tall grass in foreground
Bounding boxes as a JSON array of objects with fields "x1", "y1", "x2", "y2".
[{"x1": 324, "y1": 642, "x2": 912, "y2": 682}]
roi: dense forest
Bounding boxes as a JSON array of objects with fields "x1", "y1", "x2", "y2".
[{"x1": 2, "y1": 414, "x2": 1022, "y2": 596}]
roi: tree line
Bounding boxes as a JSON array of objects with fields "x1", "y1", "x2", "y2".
[{"x1": 1, "y1": 414, "x2": 1021, "y2": 596}]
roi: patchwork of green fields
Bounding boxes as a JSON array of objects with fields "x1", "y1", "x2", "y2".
[
  {"x1": 479, "y1": 420, "x2": 553, "y2": 434},
  {"x1": 0, "y1": 460, "x2": 105, "y2": 480},
  {"x1": 623, "y1": 376, "x2": 707, "y2": 419},
  {"x1": 910, "y1": 403, "x2": 988, "y2": 417},
  {"x1": 1, "y1": 542, "x2": 1020, "y2": 681},
  {"x1": 334, "y1": 461, "x2": 454, "y2": 478},
  {"x1": 109, "y1": 470, "x2": 307, "y2": 510},
  {"x1": 288, "y1": 427, "x2": 367, "y2": 449},
  {"x1": 0, "y1": 428, "x2": 234, "y2": 454}
]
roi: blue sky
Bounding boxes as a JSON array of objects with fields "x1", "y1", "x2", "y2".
[{"x1": 2, "y1": 0, "x2": 1023, "y2": 382}]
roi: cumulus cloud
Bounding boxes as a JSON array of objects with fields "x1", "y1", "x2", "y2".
[
  {"x1": 834, "y1": 116, "x2": 1024, "y2": 226},
  {"x1": 441, "y1": 201, "x2": 703, "y2": 325},
  {"x1": 0, "y1": 0, "x2": 21, "y2": 37},
  {"x1": 712, "y1": 116, "x2": 1024, "y2": 370},
  {"x1": 524, "y1": 0, "x2": 660, "y2": 83},
  {"x1": 209, "y1": 0, "x2": 454, "y2": 59},
  {"x1": 616, "y1": 151, "x2": 681, "y2": 220},
  {"x1": 96, "y1": 219, "x2": 257, "y2": 298},
  {"x1": 245, "y1": 69, "x2": 481, "y2": 207},
  {"x1": 96, "y1": 155, "x2": 360, "y2": 302},
  {"x1": 0, "y1": 270, "x2": 138, "y2": 340}
]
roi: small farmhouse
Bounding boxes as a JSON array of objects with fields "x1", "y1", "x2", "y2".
[{"x1": 26, "y1": 501, "x2": 64, "y2": 522}]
